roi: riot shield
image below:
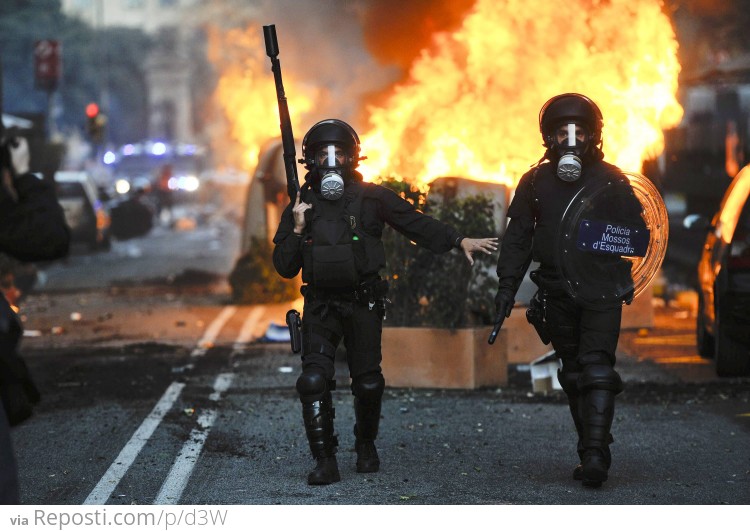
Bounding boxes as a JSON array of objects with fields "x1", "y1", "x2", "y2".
[{"x1": 556, "y1": 171, "x2": 668, "y2": 309}]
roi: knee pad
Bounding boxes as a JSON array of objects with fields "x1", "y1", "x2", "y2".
[
  {"x1": 351, "y1": 372, "x2": 385, "y2": 402},
  {"x1": 577, "y1": 364, "x2": 623, "y2": 394},
  {"x1": 296, "y1": 371, "x2": 328, "y2": 403}
]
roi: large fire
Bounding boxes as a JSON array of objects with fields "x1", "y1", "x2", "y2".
[
  {"x1": 358, "y1": 0, "x2": 684, "y2": 187},
  {"x1": 209, "y1": 0, "x2": 683, "y2": 188},
  {"x1": 206, "y1": 25, "x2": 315, "y2": 171}
]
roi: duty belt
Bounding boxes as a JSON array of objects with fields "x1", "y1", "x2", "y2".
[
  {"x1": 302, "y1": 278, "x2": 390, "y2": 315},
  {"x1": 303, "y1": 278, "x2": 388, "y2": 302}
]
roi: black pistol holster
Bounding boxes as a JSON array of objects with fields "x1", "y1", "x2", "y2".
[
  {"x1": 286, "y1": 309, "x2": 302, "y2": 353},
  {"x1": 526, "y1": 291, "x2": 551, "y2": 345}
]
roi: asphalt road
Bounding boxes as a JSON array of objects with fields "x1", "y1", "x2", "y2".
[
  {"x1": 12, "y1": 301, "x2": 750, "y2": 506},
  {"x1": 8, "y1": 207, "x2": 750, "y2": 508}
]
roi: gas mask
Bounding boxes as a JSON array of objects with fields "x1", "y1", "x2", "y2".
[
  {"x1": 315, "y1": 143, "x2": 349, "y2": 200},
  {"x1": 554, "y1": 123, "x2": 588, "y2": 182}
]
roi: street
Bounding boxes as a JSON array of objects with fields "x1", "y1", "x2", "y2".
[{"x1": 10, "y1": 211, "x2": 750, "y2": 506}]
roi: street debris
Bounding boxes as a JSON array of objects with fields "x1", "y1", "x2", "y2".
[{"x1": 262, "y1": 322, "x2": 290, "y2": 343}]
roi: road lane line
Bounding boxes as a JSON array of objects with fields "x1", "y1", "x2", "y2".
[
  {"x1": 191, "y1": 305, "x2": 238, "y2": 357},
  {"x1": 232, "y1": 306, "x2": 265, "y2": 350},
  {"x1": 83, "y1": 381, "x2": 185, "y2": 505},
  {"x1": 84, "y1": 306, "x2": 238, "y2": 504},
  {"x1": 153, "y1": 373, "x2": 235, "y2": 504},
  {"x1": 209, "y1": 372, "x2": 234, "y2": 401}
]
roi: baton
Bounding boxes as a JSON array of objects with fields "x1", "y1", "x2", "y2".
[{"x1": 487, "y1": 315, "x2": 505, "y2": 345}]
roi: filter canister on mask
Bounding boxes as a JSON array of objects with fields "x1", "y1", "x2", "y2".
[{"x1": 320, "y1": 172, "x2": 344, "y2": 200}]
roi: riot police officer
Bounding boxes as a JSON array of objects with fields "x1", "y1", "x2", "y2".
[
  {"x1": 273, "y1": 119, "x2": 497, "y2": 485},
  {"x1": 493, "y1": 94, "x2": 647, "y2": 488}
]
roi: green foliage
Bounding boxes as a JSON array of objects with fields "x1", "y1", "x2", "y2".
[
  {"x1": 229, "y1": 237, "x2": 299, "y2": 304},
  {"x1": 379, "y1": 177, "x2": 499, "y2": 329}
]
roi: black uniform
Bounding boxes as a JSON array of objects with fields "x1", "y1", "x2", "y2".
[
  {"x1": 273, "y1": 171, "x2": 463, "y2": 482},
  {"x1": 0, "y1": 170, "x2": 71, "y2": 504},
  {"x1": 496, "y1": 159, "x2": 630, "y2": 485}
]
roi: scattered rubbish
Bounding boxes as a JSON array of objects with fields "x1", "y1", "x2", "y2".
[
  {"x1": 23, "y1": 330, "x2": 42, "y2": 337},
  {"x1": 263, "y1": 322, "x2": 290, "y2": 343},
  {"x1": 529, "y1": 350, "x2": 562, "y2": 394},
  {"x1": 70, "y1": 312, "x2": 82, "y2": 321},
  {"x1": 51, "y1": 326, "x2": 65, "y2": 335},
  {"x1": 184, "y1": 408, "x2": 195, "y2": 417},
  {"x1": 171, "y1": 364, "x2": 194, "y2": 374},
  {"x1": 278, "y1": 366, "x2": 293, "y2": 373}
]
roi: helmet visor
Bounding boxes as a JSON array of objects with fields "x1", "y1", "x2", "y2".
[
  {"x1": 315, "y1": 143, "x2": 348, "y2": 169},
  {"x1": 553, "y1": 122, "x2": 589, "y2": 150}
]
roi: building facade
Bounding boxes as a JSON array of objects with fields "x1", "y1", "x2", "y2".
[{"x1": 62, "y1": 0, "x2": 202, "y2": 143}]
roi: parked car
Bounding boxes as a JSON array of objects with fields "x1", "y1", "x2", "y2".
[
  {"x1": 54, "y1": 171, "x2": 111, "y2": 251},
  {"x1": 684, "y1": 164, "x2": 750, "y2": 376}
]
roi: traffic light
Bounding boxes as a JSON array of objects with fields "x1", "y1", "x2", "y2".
[{"x1": 85, "y1": 102, "x2": 107, "y2": 144}]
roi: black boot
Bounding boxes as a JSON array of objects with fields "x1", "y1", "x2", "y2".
[
  {"x1": 301, "y1": 391, "x2": 340, "y2": 485},
  {"x1": 354, "y1": 396, "x2": 381, "y2": 473},
  {"x1": 580, "y1": 389, "x2": 616, "y2": 488},
  {"x1": 570, "y1": 395, "x2": 613, "y2": 481},
  {"x1": 307, "y1": 456, "x2": 340, "y2": 486},
  {"x1": 567, "y1": 394, "x2": 586, "y2": 481}
]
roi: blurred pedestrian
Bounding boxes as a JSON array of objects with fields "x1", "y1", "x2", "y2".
[
  {"x1": 0, "y1": 135, "x2": 70, "y2": 503},
  {"x1": 156, "y1": 163, "x2": 174, "y2": 225},
  {"x1": 273, "y1": 119, "x2": 498, "y2": 485}
]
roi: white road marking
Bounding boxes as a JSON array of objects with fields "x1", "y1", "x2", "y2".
[
  {"x1": 84, "y1": 305, "x2": 239, "y2": 505},
  {"x1": 232, "y1": 306, "x2": 265, "y2": 350},
  {"x1": 153, "y1": 373, "x2": 235, "y2": 504},
  {"x1": 83, "y1": 381, "x2": 185, "y2": 505},
  {"x1": 209, "y1": 372, "x2": 234, "y2": 402},
  {"x1": 191, "y1": 305, "x2": 238, "y2": 357}
]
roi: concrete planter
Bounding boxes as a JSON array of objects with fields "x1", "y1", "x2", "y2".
[{"x1": 381, "y1": 326, "x2": 507, "y2": 389}]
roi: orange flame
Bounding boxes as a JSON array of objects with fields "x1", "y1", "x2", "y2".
[
  {"x1": 358, "y1": 0, "x2": 684, "y2": 188},
  {"x1": 206, "y1": 25, "x2": 316, "y2": 172}
]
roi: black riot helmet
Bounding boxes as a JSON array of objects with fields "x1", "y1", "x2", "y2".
[
  {"x1": 301, "y1": 119, "x2": 361, "y2": 170},
  {"x1": 539, "y1": 93, "x2": 604, "y2": 181},
  {"x1": 539, "y1": 93, "x2": 603, "y2": 152},
  {"x1": 300, "y1": 119, "x2": 362, "y2": 200}
]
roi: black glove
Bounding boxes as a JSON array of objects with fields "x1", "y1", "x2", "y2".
[
  {"x1": 488, "y1": 291, "x2": 514, "y2": 345},
  {"x1": 494, "y1": 291, "x2": 514, "y2": 322}
]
